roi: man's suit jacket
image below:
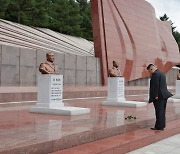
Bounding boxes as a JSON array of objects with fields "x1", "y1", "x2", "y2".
[{"x1": 149, "y1": 69, "x2": 172, "y2": 103}]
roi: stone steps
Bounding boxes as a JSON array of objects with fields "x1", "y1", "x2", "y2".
[{"x1": 51, "y1": 119, "x2": 180, "y2": 154}]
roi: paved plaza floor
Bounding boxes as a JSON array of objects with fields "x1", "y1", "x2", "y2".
[
  {"x1": 128, "y1": 134, "x2": 180, "y2": 154},
  {"x1": 0, "y1": 94, "x2": 180, "y2": 153}
]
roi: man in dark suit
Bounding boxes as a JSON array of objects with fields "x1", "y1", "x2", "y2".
[{"x1": 147, "y1": 64, "x2": 172, "y2": 130}]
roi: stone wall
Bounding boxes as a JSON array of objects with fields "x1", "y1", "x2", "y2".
[
  {"x1": 0, "y1": 44, "x2": 177, "y2": 87},
  {"x1": 126, "y1": 68, "x2": 178, "y2": 86},
  {"x1": 0, "y1": 45, "x2": 101, "y2": 86}
]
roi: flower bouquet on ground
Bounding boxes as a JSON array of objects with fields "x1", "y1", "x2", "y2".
[{"x1": 125, "y1": 115, "x2": 136, "y2": 120}]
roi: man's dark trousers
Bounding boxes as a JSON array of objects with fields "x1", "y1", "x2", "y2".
[{"x1": 153, "y1": 98, "x2": 167, "y2": 129}]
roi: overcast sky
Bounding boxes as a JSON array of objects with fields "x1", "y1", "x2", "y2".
[{"x1": 145, "y1": 0, "x2": 180, "y2": 32}]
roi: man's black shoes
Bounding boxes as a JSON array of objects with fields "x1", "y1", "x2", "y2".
[{"x1": 150, "y1": 127, "x2": 164, "y2": 130}]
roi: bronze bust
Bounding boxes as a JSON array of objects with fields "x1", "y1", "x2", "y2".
[
  {"x1": 177, "y1": 70, "x2": 180, "y2": 80},
  {"x1": 39, "y1": 52, "x2": 59, "y2": 74},
  {"x1": 108, "y1": 61, "x2": 122, "y2": 77}
]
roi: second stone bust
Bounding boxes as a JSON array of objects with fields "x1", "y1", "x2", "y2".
[{"x1": 108, "y1": 61, "x2": 122, "y2": 77}]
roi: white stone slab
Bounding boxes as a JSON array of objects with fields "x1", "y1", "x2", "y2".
[
  {"x1": 104, "y1": 77, "x2": 147, "y2": 107},
  {"x1": 102, "y1": 100, "x2": 147, "y2": 107},
  {"x1": 168, "y1": 98, "x2": 180, "y2": 103},
  {"x1": 30, "y1": 74, "x2": 90, "y2": 115},
  {"x1": 144, "y1": 79, "x2": 150, "y2": 101},
  {"x1": 144, "y1": 97, "x2": 178, "y2": 103},
  {"x1": 106, "y1": 77, "x2": 126, "y2": 102},
  {"x1": 37, "y1": 74, "x2": 64, "y2": 108},
  {"x1": 29, "y1": 106, "x2": 90, "y2": 116},
  {"x1": 173, "y1": 80, "x2": 180, "y2": 99}
]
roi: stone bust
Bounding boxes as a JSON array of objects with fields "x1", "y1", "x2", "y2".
[
  {"x1": 177, "y1": 70, "x2": 180, "y2": 80},
  {"x1": 108, "y1": 61, "x2": 122, "y2": 77},
  {"x1": 39, "y1": 52, "x2": 59, "y2": 74}
]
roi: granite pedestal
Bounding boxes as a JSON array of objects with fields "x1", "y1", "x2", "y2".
[
  {"x1": 29, "y1": 75, "x2": 90, "y2": 115},
  {"x1": 102, "y1": 77, "x2": 147, "y2": 107},
  {"x1": 173, "y1": 80, "x2": 180, "y2": 99}
]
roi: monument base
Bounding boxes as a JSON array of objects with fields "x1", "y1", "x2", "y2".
[
  {"x1": 102, "y1": 100, "x2": 147, "y2": 107},
  {"x1": 173, "y1": 80, "x2": 180, "y2": 99},
  {"x1": 31, "y1": 75, "x2": 91, "y2": 116},
  {"x1": 168, "y1": 97, "x2": 180, "y2": 103},
  {"x1": 173, "y1": 95, "x2": 180, "y2": 99},
  {"x1": 104, "y1": 77, "x2": 147, "y2": 107},
  {"x1": 29, "y1": 106, "x2": 90, "y2": 116},
  {"x1": 144, "y1": 97, "x2": 148, "y2": 102},
  {"x1": 145, "y1": 97, "x2": 179, "y2": 103},
  {"x1": 106, "y1": 98, "x2": 126, "y2": 102}
]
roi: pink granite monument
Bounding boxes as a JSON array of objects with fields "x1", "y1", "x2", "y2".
[{"x1": 91, "y1": 0, "x2": 180, "y2": 85}]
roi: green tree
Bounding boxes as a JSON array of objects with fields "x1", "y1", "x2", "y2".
[
  {"x1": 29, "y1": 0, "x2": 51, "y2": 27},
  {"x1": 0, "y1": 0, "x2": 93, "y2": 40},
  {"x1": 160, "y1": 14, "x2": 176, "y2": 33},
  {"x1": 50, "y1": 0, "x2": 82, "y2": 36},
  {"x1": 3, "y1": 0, "x2": 50, "y2": 27},
  {"x1": 173, "y1": 31, "x2": 180, "y2": 52},
  {"x1": 160, "y1": 14, "x2": 180, "y2": 52},
  {"x1": 76, "y1": 0, "x2": 93, "y2": 40},
  {"x1": 4, "y1": 0, "x2": 34, "y2": 24},
  {"x1": 0, "y1": 0, "x2": 10, "y2": 19}
]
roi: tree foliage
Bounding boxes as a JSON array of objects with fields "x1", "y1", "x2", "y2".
[
  {"x1": 160, "y1": 14, "x2": 180, "y2": 52},
  {"x1": 0, "y1": 0, "x2": 9, "y2": 18},
  {"x1": 0, "y1": 0, "x2": 93, "y2": 40},
  {"x1": 160, "y1": 14, "x2": 176, "y2": 33},
  {"x1": 76, "y1": 0, "x2": 92, "y2": 40},
  {"x1": 173, "y1": 31, "x2": 180, "y2": 52},
  {"x1": 49, "y1": 0, "x2": 82, "y2": 36}
]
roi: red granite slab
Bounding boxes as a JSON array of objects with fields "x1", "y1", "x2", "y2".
[{"x1": 0, "y1": 96, "x2": 179, "y2": 153}]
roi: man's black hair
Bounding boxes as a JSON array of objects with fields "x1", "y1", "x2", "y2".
[{"x1": 146, "y1": 64, "x2": 155, "y2": 70}]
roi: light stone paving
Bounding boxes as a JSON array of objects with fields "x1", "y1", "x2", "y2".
[{"x1": 128, "y1": 134, "x2": 180, "y2": 154}]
